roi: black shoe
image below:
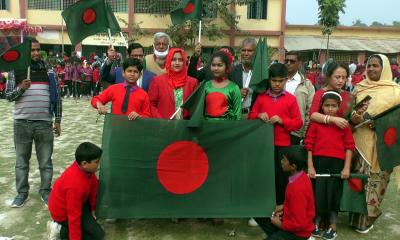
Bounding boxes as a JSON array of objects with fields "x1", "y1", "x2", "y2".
[
  {"x1": 41, "y1": 193, "x2": 49, "y2": 206},
  {"x1": 11, "y1": 193, "x2": 29, "y2": 208}
]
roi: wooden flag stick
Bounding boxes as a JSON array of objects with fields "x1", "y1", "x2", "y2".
[
  {"x1": 107, "y1": 28, "x2": 114, "y2": 48},
  {"x1": 119, "y1": 32, "x2": 128, "y2": 49},
  {"x1": 198, "y1": 20, "x2": 202, "y2": 43},
  {"x1": 169, "y1": 107, "x2": 182, "y2": 120}
]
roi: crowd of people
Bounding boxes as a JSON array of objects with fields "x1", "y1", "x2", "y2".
[{"x1": 2, "y1": 32, "x2": 400, "y2": 240}]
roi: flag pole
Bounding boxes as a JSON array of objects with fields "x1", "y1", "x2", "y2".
[
  {"x1": 61, "y1": 0, "x2": 65, "y2": 57},
  {"x1": 198, "y1": 20, "x2": 202, "y2": 43},
  {"x1": 107, "y1": 28, "x2": 114, "y2": 48},
  {"x1": 169, "y1": 107, "x2": 182, "y2": 120},
  {"x1": 119, "y1": 32, "x2": 128, "y2": 49}
]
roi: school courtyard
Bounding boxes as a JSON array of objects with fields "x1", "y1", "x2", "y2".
[{"x1": 0, "y1": 98, "x2": 400, "y2": 240}]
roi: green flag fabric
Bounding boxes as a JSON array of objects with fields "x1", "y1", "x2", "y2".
[
  {"x1": 181, "y1": 80, "x2": 206, "y2": 127},
  {"x1": 97, "y1": 115, "x2": 275, "y2": 218},
  {"x1": 105, "y1": 2, "x2": 121, "y2": 35},
  {"x1": 0, "y1": 36, "x2": 22, "y2": 55},
  {"x1": 374, "y1": 104, "x2": 400, "y2": 170},
  {"x1": 249, "y1": 38, "x2": 269, "y2": 93},
  {"x1": 62, "y1": 0, "x2": 120, "y2": 46},
  {"x1": 340, "y1": 177, "x2": 368, "y2": 214},
  {"x1": 170, "y1": 0, "x2": 202, "y2": 25},
  {"x1": 0, "y1": 39, "x2": 31, "y2": 72}
]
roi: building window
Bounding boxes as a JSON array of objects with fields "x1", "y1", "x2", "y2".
[
  {"x1": 28, "y1": 0, "x2": 127, "y2": 12},
  {"x1": 134, "y1": 0, "x2": 172, "y2": 14},
  {"x1": 107, "y1": 0, "x2": 128, "y2": 13},
  {"x1": 28, "y1": 0, "x2": 60, "y2": 10},
  {"x1": 0, "y1": 0, "x2": 9, "y2": 10},
  {"x1": 247, "y1": 0, "x2": 268, "y2": 19}
]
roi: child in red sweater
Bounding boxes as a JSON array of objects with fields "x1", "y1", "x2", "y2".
[
  {"x1": 248, "y1": 63, "x2": 303, "y2": 204},
  {"x1": 91, "y1": 58, "x2": 151, "y2": 120},
  {"x1": 255, "y1": 145, "x2": 315, "y2": 240},
  {"x1": 47, "y1": 142, "x2": 104, "y2": 240},
  {"x1": 305, "y1": 91, "x2": 355, "y2": 240}
]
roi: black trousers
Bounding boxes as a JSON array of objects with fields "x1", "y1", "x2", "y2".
[
  {"x1": 290, "y1": 135, "x2": 302, "y2": 145},
  {"x1": 59, "y1": 204, "x2": 105, "y2": 240},
  {"x1": 275, "y1": 146, "x2": 290, "y2": 205},
  {"x1": 254, "y1": 218, "x2": 308, "y2": 240}
]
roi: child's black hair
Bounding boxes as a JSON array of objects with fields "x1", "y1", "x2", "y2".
[
  {"x1": 75, "y1": 142, "x2": 103, "y2": 164},
  {"x1": 269, "y1": 63, "x2": 288, "y2": 78},
  {"x1": 122, "y1": 58, "x2": 143, "y2": 72},
  {"x1": 320, "y1": 90, "x2": 342, "y2": 113},
  {"x1": 211, "y1": 51, "x2": 229, "y2": 69},
  {"x1": 282, "y1": 145, "x2": 307, "y2": 171}
]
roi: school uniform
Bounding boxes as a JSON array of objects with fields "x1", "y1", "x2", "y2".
[
  {"x1": 248, "y1": 90, "x2": 303, "y2": 204},
  {"x1": 48, "y1": 162, "x2": 104, "y2": 240},
  {"x1": 91, "y1": 82, "x2": 151, "y2": 117},
  {"x1": 305, "y1": 122, "x2": 355, "y2": 216}
]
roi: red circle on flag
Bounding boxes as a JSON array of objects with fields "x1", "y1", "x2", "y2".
[
  {"x1": 82, "y1": 8, "x2": 97, "y2": 25},
  {"x1": 383, "y1": 127, "x2": 397, "y2": 147},
  {"x1": 206, "y1": 92, "x2": 228, "y2": 117},
  {"x1": 183, "y1": 3, "x2": 195, "y2": 14},
  {"x1": 157, "y1": 141, "x2": 208, "y2": 195},
  {"x1": 2, "y1": 50, "x2": 20, "y2": 63}
]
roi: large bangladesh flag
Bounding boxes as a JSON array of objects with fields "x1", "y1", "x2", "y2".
[
  {"x1": 97, "y1": 115, "x2": 275, "y2": 218},
  {"x1": 62, "y1": 0, "x2": 121, "y2": 46},
  {"x1": 375, "y1": 104, "x2": 400, "y2": 170},
  {"x1": 0, "y1": 39, "x2": 31, "y2": 72},
  {"x1": 170, "y1": 0, "x2": 202, "y2": 25}
]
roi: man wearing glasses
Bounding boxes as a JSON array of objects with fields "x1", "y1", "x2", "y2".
[
  {"x1": 101, "y1": 43, "x2": 155, "y2": 92},
  {"x1": 284, "y1": 52, "x2": 315, "y2": 144}
]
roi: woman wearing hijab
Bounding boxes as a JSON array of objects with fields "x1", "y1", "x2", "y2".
[
  {"x1": 148, "y1": 48, "x2": 198, "y2": 119},
  {"x1": 349, "y1": 54, "x2": 400, "y2": 233}
]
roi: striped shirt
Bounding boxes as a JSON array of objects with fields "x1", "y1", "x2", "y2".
[{"x1": 6, "y1": 69, "x2": 62, "y2": 123}]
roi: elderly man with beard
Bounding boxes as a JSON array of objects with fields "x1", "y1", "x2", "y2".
[
  {"x1": 229, "y1": 38, "x2": 258, "y2": 119},
  {"x1": 144, "y1": 32, "x2": 171, "y2": 76}
]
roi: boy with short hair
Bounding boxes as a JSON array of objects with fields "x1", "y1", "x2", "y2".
[
  {"x1": 91, "y1": 58, "x2": 151, "y2": 120},
  {"x1": 248, "y1": 63, "x2": 303, "y2": 204},
  {"x1": 48, "y1": 142, "x2": 105, "y2": 240},
  {"x1": 254, "y1": 145, "x2": 315, "y2": 240}
]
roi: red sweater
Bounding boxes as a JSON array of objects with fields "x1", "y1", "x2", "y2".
[
  {"x1": 282, "y1": 172, "x2": 315, "y2": 238},
  {"x1": 248, "y1": 91, "x2": 303, "y2": 146},
  {"x1": 91, "y1": 83, "x2": 151, "y2": 117},
  {"x1": 310, "y1": 89, "x2": 352, "y2": 118},
  {"x1": 305, "y1": 122, "x2": 355, "y2": 160},
  {"x1": 48, "y1": 162, "x2": 98, "y2": 240}
]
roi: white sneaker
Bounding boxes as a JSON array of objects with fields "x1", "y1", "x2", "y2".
[
  {"x1": 248, "y1": 218, "x2": 258, "y2": 227},
  {"x1": 47, "y1": 220, "x2": 61, "y2": 240}
]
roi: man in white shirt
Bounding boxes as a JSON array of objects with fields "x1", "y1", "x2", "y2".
[{"x1": 285, "y1": 52, "x2": 315, "y2": 144}]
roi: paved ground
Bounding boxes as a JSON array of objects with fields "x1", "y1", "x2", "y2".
[{"x1": 0, "y1": 98, "x2": 399, "y2": 240}]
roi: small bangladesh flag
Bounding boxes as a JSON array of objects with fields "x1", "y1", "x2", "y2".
[
  {"x1": 62, "y1": 0, "x2": 121, "y2": 46},
  {"x1": 249, "y1": 38, "x2": 269, "y2": 93},
  {"x1": 340, "y1": 174, "x2": 368, "y2": 214},
  {"x1": 375, "y1": 104, "x2": 400, "y2": 170},
  {"x1": 0, "y1": 36, "x2": 22, "y2": 55},
  {"x1": 96, "y1": 115, "x2": 275, "y2": 218},
  {"x1": 181, "y1": 80, "x2": 207, "y2": 127},
  {"x1": 0, "y1": 39, "x2": 31, "y2": 72},
  {"x1": 170, "y1": 0, "x2": 202, "y2": 25}
]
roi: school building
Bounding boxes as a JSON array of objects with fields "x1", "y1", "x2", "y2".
[{"x1": 1, "y1": 0, "x2": 400, "y2": 63}]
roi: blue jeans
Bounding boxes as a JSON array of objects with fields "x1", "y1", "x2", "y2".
[{"x1": 14, "y1": 120, "x2": 54, "y2": 195}]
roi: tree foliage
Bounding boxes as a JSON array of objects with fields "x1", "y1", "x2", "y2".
[
  {"x1": 352, "y1": 19, "x2": 367, "y2": 27},
  {"x1": 317, "y1": 0, "x2": 346, "y2": 36}
]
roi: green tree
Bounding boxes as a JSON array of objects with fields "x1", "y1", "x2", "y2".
[
  {"x1": 352, "y1": 19, "x2": 367, "y2": 27},
  {"x1": 370, "y1": 21, "x2": 385, "y2": 27},
  {"x1": 317, "y1": 0, "x2": 346, "y2": 59},
  {"x1": 393, "y1": 21, "x2": 400, "y2": 27}
]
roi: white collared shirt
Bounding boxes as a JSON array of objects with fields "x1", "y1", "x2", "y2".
[
  {"x1": 242, "y1": 69, "x2": 253, "y2": 109},
  {"x1": 285, "y1": 72, "x2": 301, "y2": 95},
  {"x1": 137, "y1": 71, "x2": 143, "y2": 88}
]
